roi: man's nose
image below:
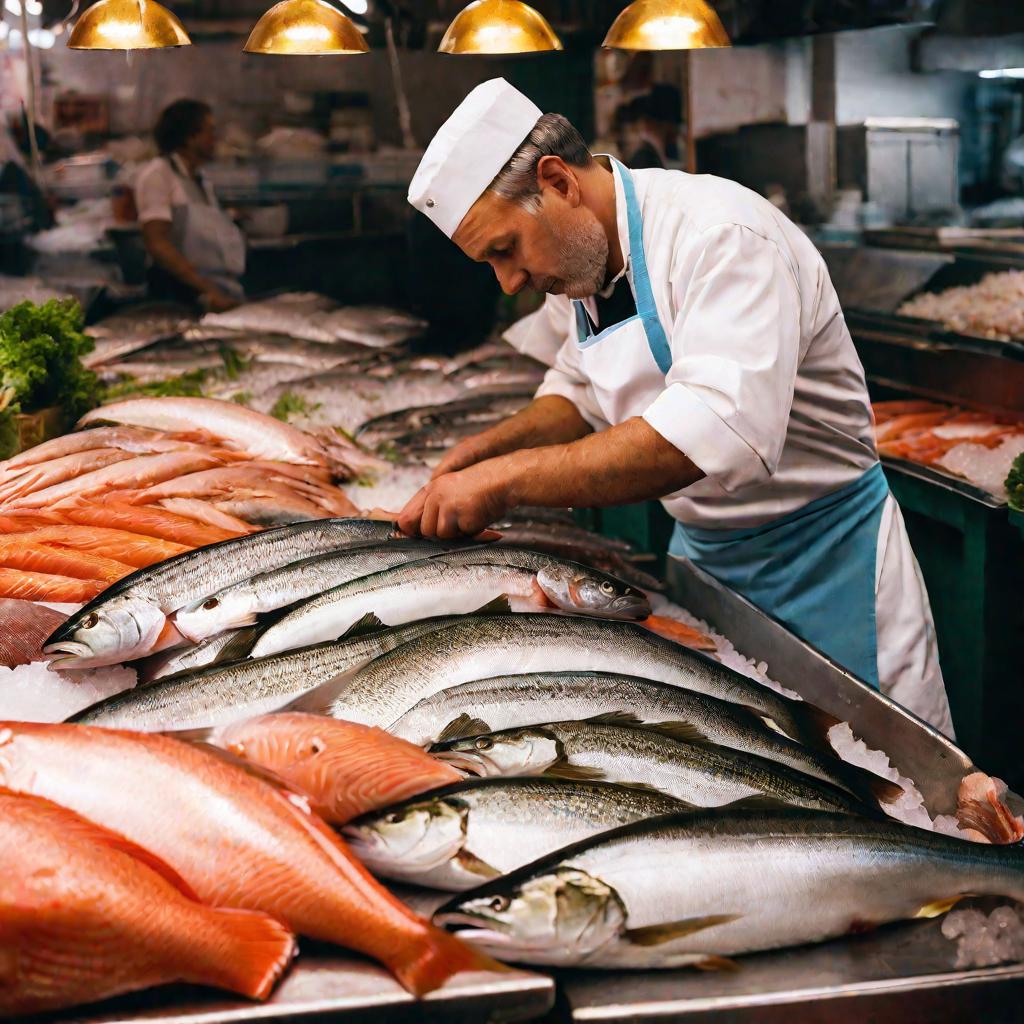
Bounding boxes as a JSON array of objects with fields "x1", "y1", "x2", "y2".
[{"x1": 494, "y1": 265, "x2": 528, "y2": 296}]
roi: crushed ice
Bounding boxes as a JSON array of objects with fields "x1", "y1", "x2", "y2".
[{"x1": 942, "y1": 906, "x2": 1024, "y2": 969}]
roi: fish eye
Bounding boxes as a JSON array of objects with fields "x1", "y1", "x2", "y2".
[
  {"x1": 81, "y1": 612, "x2": 99, "y2": 629},
  {"x1": 474, "y1": 737, "x2": 494, "y2": 751},
  {"x1": 488, "y1": 895, "x2": 510, "y2": 912},
  {"x1": 203, "y1": 598, "x2": 219, "y2": 610},
  {"x1": 599, "y1": 581, "x2": 616, "y2": 595},
  {"x1": 384, "y1": 812, "x2": 402, "y2": 824},
  {"x1": 308, "y1": 739, "x2": 324, "y2": 755}
]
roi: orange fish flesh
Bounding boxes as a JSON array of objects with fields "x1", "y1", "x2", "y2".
[{"x1": 0, "y1": 786, "x2": 295, "y2": 1016}]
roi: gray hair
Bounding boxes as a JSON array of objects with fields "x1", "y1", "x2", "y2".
[{"x1": 487, "y1": 113, "x2": 593, "y2": 214}]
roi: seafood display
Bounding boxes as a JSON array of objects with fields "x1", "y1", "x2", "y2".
[
  {"x1": 0, "y1": 294, "x2": 1021, "y2": 1018},
  {"x1": 897, "y1": 270, "x2": 1024, "y2": 343},
  {"x1": 873, "y1": 399, "x2": 1024, "y2": 502}
]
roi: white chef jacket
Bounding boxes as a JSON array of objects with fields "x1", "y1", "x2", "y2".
[
  {"x1": 505, "y1": 162, "x2": 952, "y2": 736},
  {"x1": 135, "y1": 153, "x2": 221, "y2": 223}
]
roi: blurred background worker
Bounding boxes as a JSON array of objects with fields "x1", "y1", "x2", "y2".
[{"x1": 135, "y1": 100, "x2": 245, "y2": 312}]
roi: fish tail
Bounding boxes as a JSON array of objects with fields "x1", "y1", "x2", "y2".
[
  {"x1": 956, "y1": 772, "x2": 1024, "y2": 845},
  {"x1": 193, "y1": 907, "x2": 297, "y2": 1000},
  {"x1": 784, "y1": 698, "x2": 841, "y2": 756},
  {"x1": 390, "y1": 923, "x2": 508, "y2": 996}
]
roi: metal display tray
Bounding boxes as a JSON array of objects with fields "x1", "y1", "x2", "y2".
[
  {"x1": 555, "y1": 558, "x2": 1024, "y2": 1022},
  {"x1": 51, "y1": 951, "x2": 552, "y2": 1024}
]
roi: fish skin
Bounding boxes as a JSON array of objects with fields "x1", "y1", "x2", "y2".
[
  {"x1": 344, "y1": 777, "x2": 683, "y2": 892},
  {"x1": 79, "y1": 397, "x2": 334, "y2": 469},
  {"x1": 64, "y1": 501, "x2": 245, "y2": 546},
  {"x1": 250, "y1": 548, "x2": 650, "y2": 659},
  {"x1": 0, "y1": 599, "x2": 66, "y2": 668},
  {"x1": 435, "y1": 808, "x2": 1024, "y2": 968},
  {"x1": 0, "y1": 567, "x2": 103, "y2": 603},
  {"x1": 432, "y1": 719, "x2": 871, "y2": 816},
  {"x1": 313, "y1": 615, "x2": 835, "y2": 752},
  {"x1": 0, "y1": 722, "x2": 494, "y2": 996},
  {"x1": 220, "y1": 713, "x2": 463, "y2": 825},
  {"x1": 135, "y1": 627, "x2": 256, "y2": 684},
  {"x1": 44, "y1": 518, "x2": 404, "y2": 668},
  {"x1": 14, "y1": 525, "x2": 190, "y2": 569},
  {"x1": 69, "y1": 618, "x2": 464, "y2": 731},
  {"x1": 0, "y1": 448, "x2": 137, "y2": 502},
  {"x1": 0, "y1": 787, "x2": 296, "y2": 1015},
  {"x1": 388, "y1": 671, "x2": 892, "y2": 806},
  {"x1": 8, "y1": 452, "x2": 228, "y2": 509},
  {"x1": 174, "y1": 540, "x2": 448, "y2": 644},
  {"x1": 212, "y1": 493, "x2": 332, "y2": 527}
]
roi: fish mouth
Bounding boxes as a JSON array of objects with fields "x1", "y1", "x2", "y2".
[
  {"x1": 431, "y1": 751, "x2": 484, "y2": 775},
  {"x1": 42, "y1": 641, "x2": 97, "y2": 667},
  {"x1": 607, "y1": 596, "x2": 652, "y2": 619}
]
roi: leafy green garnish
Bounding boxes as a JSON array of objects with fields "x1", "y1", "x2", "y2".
[
  {"x1": 1007, "y1": 452, "x2": 1024, "y2": 512},
  {"x1": 0, "y1": 299, "x2": 99, "y2": 423},
  {"x1": 219, "y1": 344, "x2": 251, "y2": 381},
  {"x1": 229, "y1": 390, "x2": 253, "y2": 405},
  {"x1": 101, "y1": 369, "x2": 208, "y2": 401},
  {"x1": 270, "y1": 390, "x2": 320, "y2": 422}
]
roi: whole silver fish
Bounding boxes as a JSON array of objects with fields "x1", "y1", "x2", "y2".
[
  {"x1": 173, "y1": 540, "x2": 446, "y2": 643},
  {"x1": 388, "y1": 672, "x2": 899, "y2": 808},
  {"x1": 43, "y1": 518, "x2": 404, "y2": 668},
  {"x1": 309, "y1": 616, "x2": 836, "y2": 752},
  {"x1": 432, "y1": 719, "x2": 868, "y2": 816},
  {"x1": 356, "y1": 393, "x2": 531, "y2": 448},
  {"x1": 343, "y1": 778, "x2": 682, "y2": 892},
  {"x1": 250, "y1": 550, "x2": 650, "y2": 659},
  {"x1": 67, "y1": 618, "x2": 462, "y2": 732},
  {"x1": 435, "y1": 808, "x2": 1024, "y2": 968}
]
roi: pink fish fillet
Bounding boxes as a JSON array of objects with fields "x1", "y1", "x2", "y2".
[
  {"x1": 8, "y1": 452, "x2": 227, "y2": 509},
  {"x1": 0, "y1": 449, "x2": 137, "y2": 503},
  {"x1": 79, "y1": 398, "x2": 330, "y2": 469},
  {"x1": 128, "y1": 466, "x2": 307, "y2": 503},
  {"x1": 157, "y1": 498, "x2": 259, "y2": 535},
  {"x1": 0, "y1": 599, "x2": 68, "y2": 668}
]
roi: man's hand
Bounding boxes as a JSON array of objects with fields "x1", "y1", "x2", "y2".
[
  {"x1": 430, "y1": 435, "x2": 490, "y2": 480},
  {"x1": 399, "y1": 460, "x2": 511, "y2": 539},
  {"x1": 201, "y1": 287, "x2": 239, "y2": 313}
]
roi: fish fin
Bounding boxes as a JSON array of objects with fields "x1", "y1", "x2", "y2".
[
  {"x1": 456, "y1": 849, "x2": 501, "y2": 881},
  {"x1": 196, "y1": 909, "x2": 296, "y2": 1001},
  {"x1": 164, "y1": 726, "x2": 215, "y2": 744},
  {"x1": 392, "y1": 924, "x2": 510, "y2": 996},
  {"x1": 640, "y1": 615, "x2": 717, "y2": 652},
  {"x1": 473, "y1": 595, "x2": 512, "y2": 615},
  {"x1": 914, "y1": 896, "x2": 972, "y2": 919},
  {"x1": 956, "y1": 772, "x2": 1024, "y2": 845},
  {"x1": 625, "y1": 914, "x2": 739, "y2": 946},
  {"x1": 437, "y1": 714, "x2": 492, "y2": 743},
  {"x1": 215, "y1": 625, "x2": 263, "y2": 664},
  {"x1": 721, "y1": 794, "x2": 797, "y2": 813},
  {"x1": 340, "y1": 611, "x2": 385, "y2": 638},
  {"x1": 863, "y1": 773, "x2": 907, "y2": 806},
  {"x1": 545, "y1": 758, "x2": 606, "y2": 782},
  {"x1": 640, "y1": 720, "x2": 710, "y2": 747},
  {"x1": 587, "y1": 710, "x2": 645, "y2": 728},
  {"x1": 785, "y1": 699, "x2": 842, "y2": 756},
  {"x1": 694, "y1": 955, "x2": 741, "y2": 972},
  {"x1": 186, "y1": 739, "x2": 309, "y2": 799}
]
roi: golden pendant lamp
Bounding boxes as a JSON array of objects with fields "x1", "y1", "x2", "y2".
[
  {"x1": 603, "y1": 0, "x2": 730, "y2": 50},
  {"x1": 439, "y1": 0, "x2": 562, "y2": 55},
  {"x1": 67, "y1": 0, "x2": 191, "y2": 49},
  {"x1": 244, "y1": 0, "x2": 368, "y2": 55}
]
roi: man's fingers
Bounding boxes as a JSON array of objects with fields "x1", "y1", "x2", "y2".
[
  {"x1": 420, "y1": 492, "x2": 441, "y2": 540},
  {"x1": 397, "y1": 488, "x2": 428, "y2": 536},
  {"x1": 437, "y1": 506, "x2": 462, "y2": 540}
]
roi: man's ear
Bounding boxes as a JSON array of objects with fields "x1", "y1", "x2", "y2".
[{"x1": 536, "y1": 155, "x2": 582, "y2": 206}]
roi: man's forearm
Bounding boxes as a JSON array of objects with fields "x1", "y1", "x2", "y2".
[
  {"x1": 466, "y1": 395, "x2": 593, "y2": 461},
  {"x1": 148, "y1": 238, "x2": 211, "y2": 294},
  {"x1": 498, "y1": 416, "x2": 704, "y2": 508}
]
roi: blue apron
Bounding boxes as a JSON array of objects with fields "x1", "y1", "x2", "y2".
[{"x1": 574, "y1": 160, "x2": 889, "y2": 688}]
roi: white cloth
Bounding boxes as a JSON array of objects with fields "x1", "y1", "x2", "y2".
[
  {"x1": 523, "y1": 162, "x2": 950, "y2": 734},
  {"x1": 408, "y1": 78, "x2": 542, "y2": 238},
  {"x1": 135, "y1": 154, "x2": 219, "y2": 224}
]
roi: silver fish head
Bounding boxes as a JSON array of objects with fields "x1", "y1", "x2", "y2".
[
  {"x1": 43, "y1": 595, "x2": 167, "y2": 668},
  {"x1": 435, "y1": 867, "x2": 625, "y2": 964},
  {"x1": 173, "y1": 584, "x2": 260, "y2": 643},
  {"x1": 432, "y1": 729, "x2": 561, "y2": 777},
  {"x1": 535, "y1": 565, "x2": 651, "y2": 620},
  {"x1": 342, "y1": 797, "x2": 466, "y2": 875}
]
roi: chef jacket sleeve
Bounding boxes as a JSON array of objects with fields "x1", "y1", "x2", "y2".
[
  {"x1": 134, "y1": 161, "x2": 174, "y2": 223},
  {"x1": 534, "y1": 300, "x2": 611, "y2": 432},
  {"x1": 502, "y1": 296, "x2": 571, "y2": 369},
  {"x1": 643, "y1": 222, "x2": 801, "y2": 492}
]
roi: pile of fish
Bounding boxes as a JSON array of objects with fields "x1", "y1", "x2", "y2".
[
  {"x1": 874, "y1": 399, "x2": 1024, "y2": 501},
  {"x1": 0, "y1": 513, "x2": 1015, "y2": 1014},
  {"x1": 0, "y1": 397, "x2": 372, "y2": 601},
  {"x1": 898, "y1": 270, "x2": 1024, "y2": 343}
]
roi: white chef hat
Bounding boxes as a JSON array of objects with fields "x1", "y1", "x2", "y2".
[{"x1": 408, "y1": 78, "x2": 543, "y2": 239}]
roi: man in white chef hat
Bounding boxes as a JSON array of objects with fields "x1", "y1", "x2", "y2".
[{"x1": 399, "y1": 78, "x2": 952, "y2": 736}]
